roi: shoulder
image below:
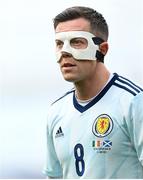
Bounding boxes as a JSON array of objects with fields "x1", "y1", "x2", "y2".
[
  {"x1": 111, "y1": 73, "x2": 143, "y2": 114},
  {"x1": 46, "y1": 88, "x2": 75, "y2": 130},
  {"x1": 113, "y1": 73, "x2": 143, "y2": 97},
  {"x1": 51, "y1": 88, "x2": 75, "y2": 105},
  {"x1": 48, "y1": 88, "x2": 75, "y2": 114},
  {"x1": 131, "y1": 91, "x2": 143, "y2": 108}
]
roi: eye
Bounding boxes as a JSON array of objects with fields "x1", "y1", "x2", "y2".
[
  {"x1": 70, "y1": 38, "x2": 88, "y2": 49},
  {"x1": 55, "y1": 40, "x2": 64, "y2": 50}
]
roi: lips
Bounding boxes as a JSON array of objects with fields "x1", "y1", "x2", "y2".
[{"x1": 62, "y1": 63, "x2": 76, "y2": 68}]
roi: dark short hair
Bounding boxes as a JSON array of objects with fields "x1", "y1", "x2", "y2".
[{"x1": 53, "y1": 6, "x2": 109, "y2": 41}]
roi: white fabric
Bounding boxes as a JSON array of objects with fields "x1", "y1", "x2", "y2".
[{"x1": 43, "y1": 73, "x2": 143, "y2": 178}]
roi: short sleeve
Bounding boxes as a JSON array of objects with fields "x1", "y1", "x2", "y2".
[
  {"x1": 43, "y1": 124, "x2": 63, "y2": 178},
  {"x1": 127, "y1": 92, "x2": 143, "y2": 165}
]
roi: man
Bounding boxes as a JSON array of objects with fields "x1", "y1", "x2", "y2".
[{"x1": 43, "y1": 6, "x2": 143, "y2": 178}]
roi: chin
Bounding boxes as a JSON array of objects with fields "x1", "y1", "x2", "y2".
[
  {"x1": 63, "y1": 77, "x2": 76, "y2": 82},
  {"x1": 63, "y1": 75, "x2": 77, "y2": 82}
]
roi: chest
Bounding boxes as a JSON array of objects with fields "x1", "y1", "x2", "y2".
[{"x1": 52, "y1": 103, "x2": 131, "y2": 165}]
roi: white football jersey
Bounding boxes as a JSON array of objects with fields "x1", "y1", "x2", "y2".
[{"x1": 43, "y1": 73, "x2": 143, "y2": 178}]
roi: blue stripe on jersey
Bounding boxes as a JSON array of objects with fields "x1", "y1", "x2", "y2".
[
  {"x1": 73, "y1": 74, "x2": 118, "y2": 113},
  {"x1": 113, "y1": 82, "x2": 137, "y2": 96},
  {"x1": 113, "y1": 75, "x2": 143, "y2": 96},
  {"x1": 52, "y1": 88, "x2": 74, "y2": 105},
  {"x1": 116, "y1": 78, "x2": 140, "y2": 93},
  {"x1": 118, "y1": 75, "x2": 143, "y2": 91}
]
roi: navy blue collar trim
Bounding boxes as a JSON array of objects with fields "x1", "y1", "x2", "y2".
[{"x1": 73, "y1": 73, "x2": 118, "y2": 113}]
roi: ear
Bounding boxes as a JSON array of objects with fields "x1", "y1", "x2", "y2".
[{"x1": 99, "y1": 42, "x2": 109, "y2": 55}]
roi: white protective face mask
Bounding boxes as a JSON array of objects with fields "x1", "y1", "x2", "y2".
[{"x1": 55, "y1": 31, "x2": 104, "y2": 62}]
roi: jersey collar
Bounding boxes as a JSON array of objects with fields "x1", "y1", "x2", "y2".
[{"x1": 73, "y1": 73, "x2": 118, "y2": 113}]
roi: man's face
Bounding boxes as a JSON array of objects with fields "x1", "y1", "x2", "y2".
[{"x1": 55, "y1": 18, "x2": 98, "y2": 83}]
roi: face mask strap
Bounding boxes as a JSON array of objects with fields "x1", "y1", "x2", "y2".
[
  {"x1": 92, "y1": 37, "x2": 105, "y2": 63},
  {"x1": 96, "y1": 50, "x2": 104, "y2": 63}
]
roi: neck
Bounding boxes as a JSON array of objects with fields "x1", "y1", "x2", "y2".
[{"x1": 74, "y1": 63, "x2": 110, "y2": 100}]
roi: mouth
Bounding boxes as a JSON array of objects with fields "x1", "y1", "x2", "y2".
[{"x1": 62, "y1": 63, "x2": 76, "y2": 68}]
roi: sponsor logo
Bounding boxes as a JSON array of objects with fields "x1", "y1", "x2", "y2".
[
  {"x1": 92, "y1": 114, "x2": 113, "y2": 137},
  {"x1": 55, "y1": 126, "x2": 64, "y2": 138},
  {"x1": 92, "y1": 140, "x2": 112, "y2": 153}
]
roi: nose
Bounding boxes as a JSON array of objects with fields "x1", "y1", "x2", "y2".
[
  {"x1": 61, "y1": 51, "x2": 72, "y2": 58},
  {"x1": 60, "y1": 40, "x2": 73, "y2": 57},
  {"x1": 58, "y1": 51, "x2": 73, "y2": 63}
]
